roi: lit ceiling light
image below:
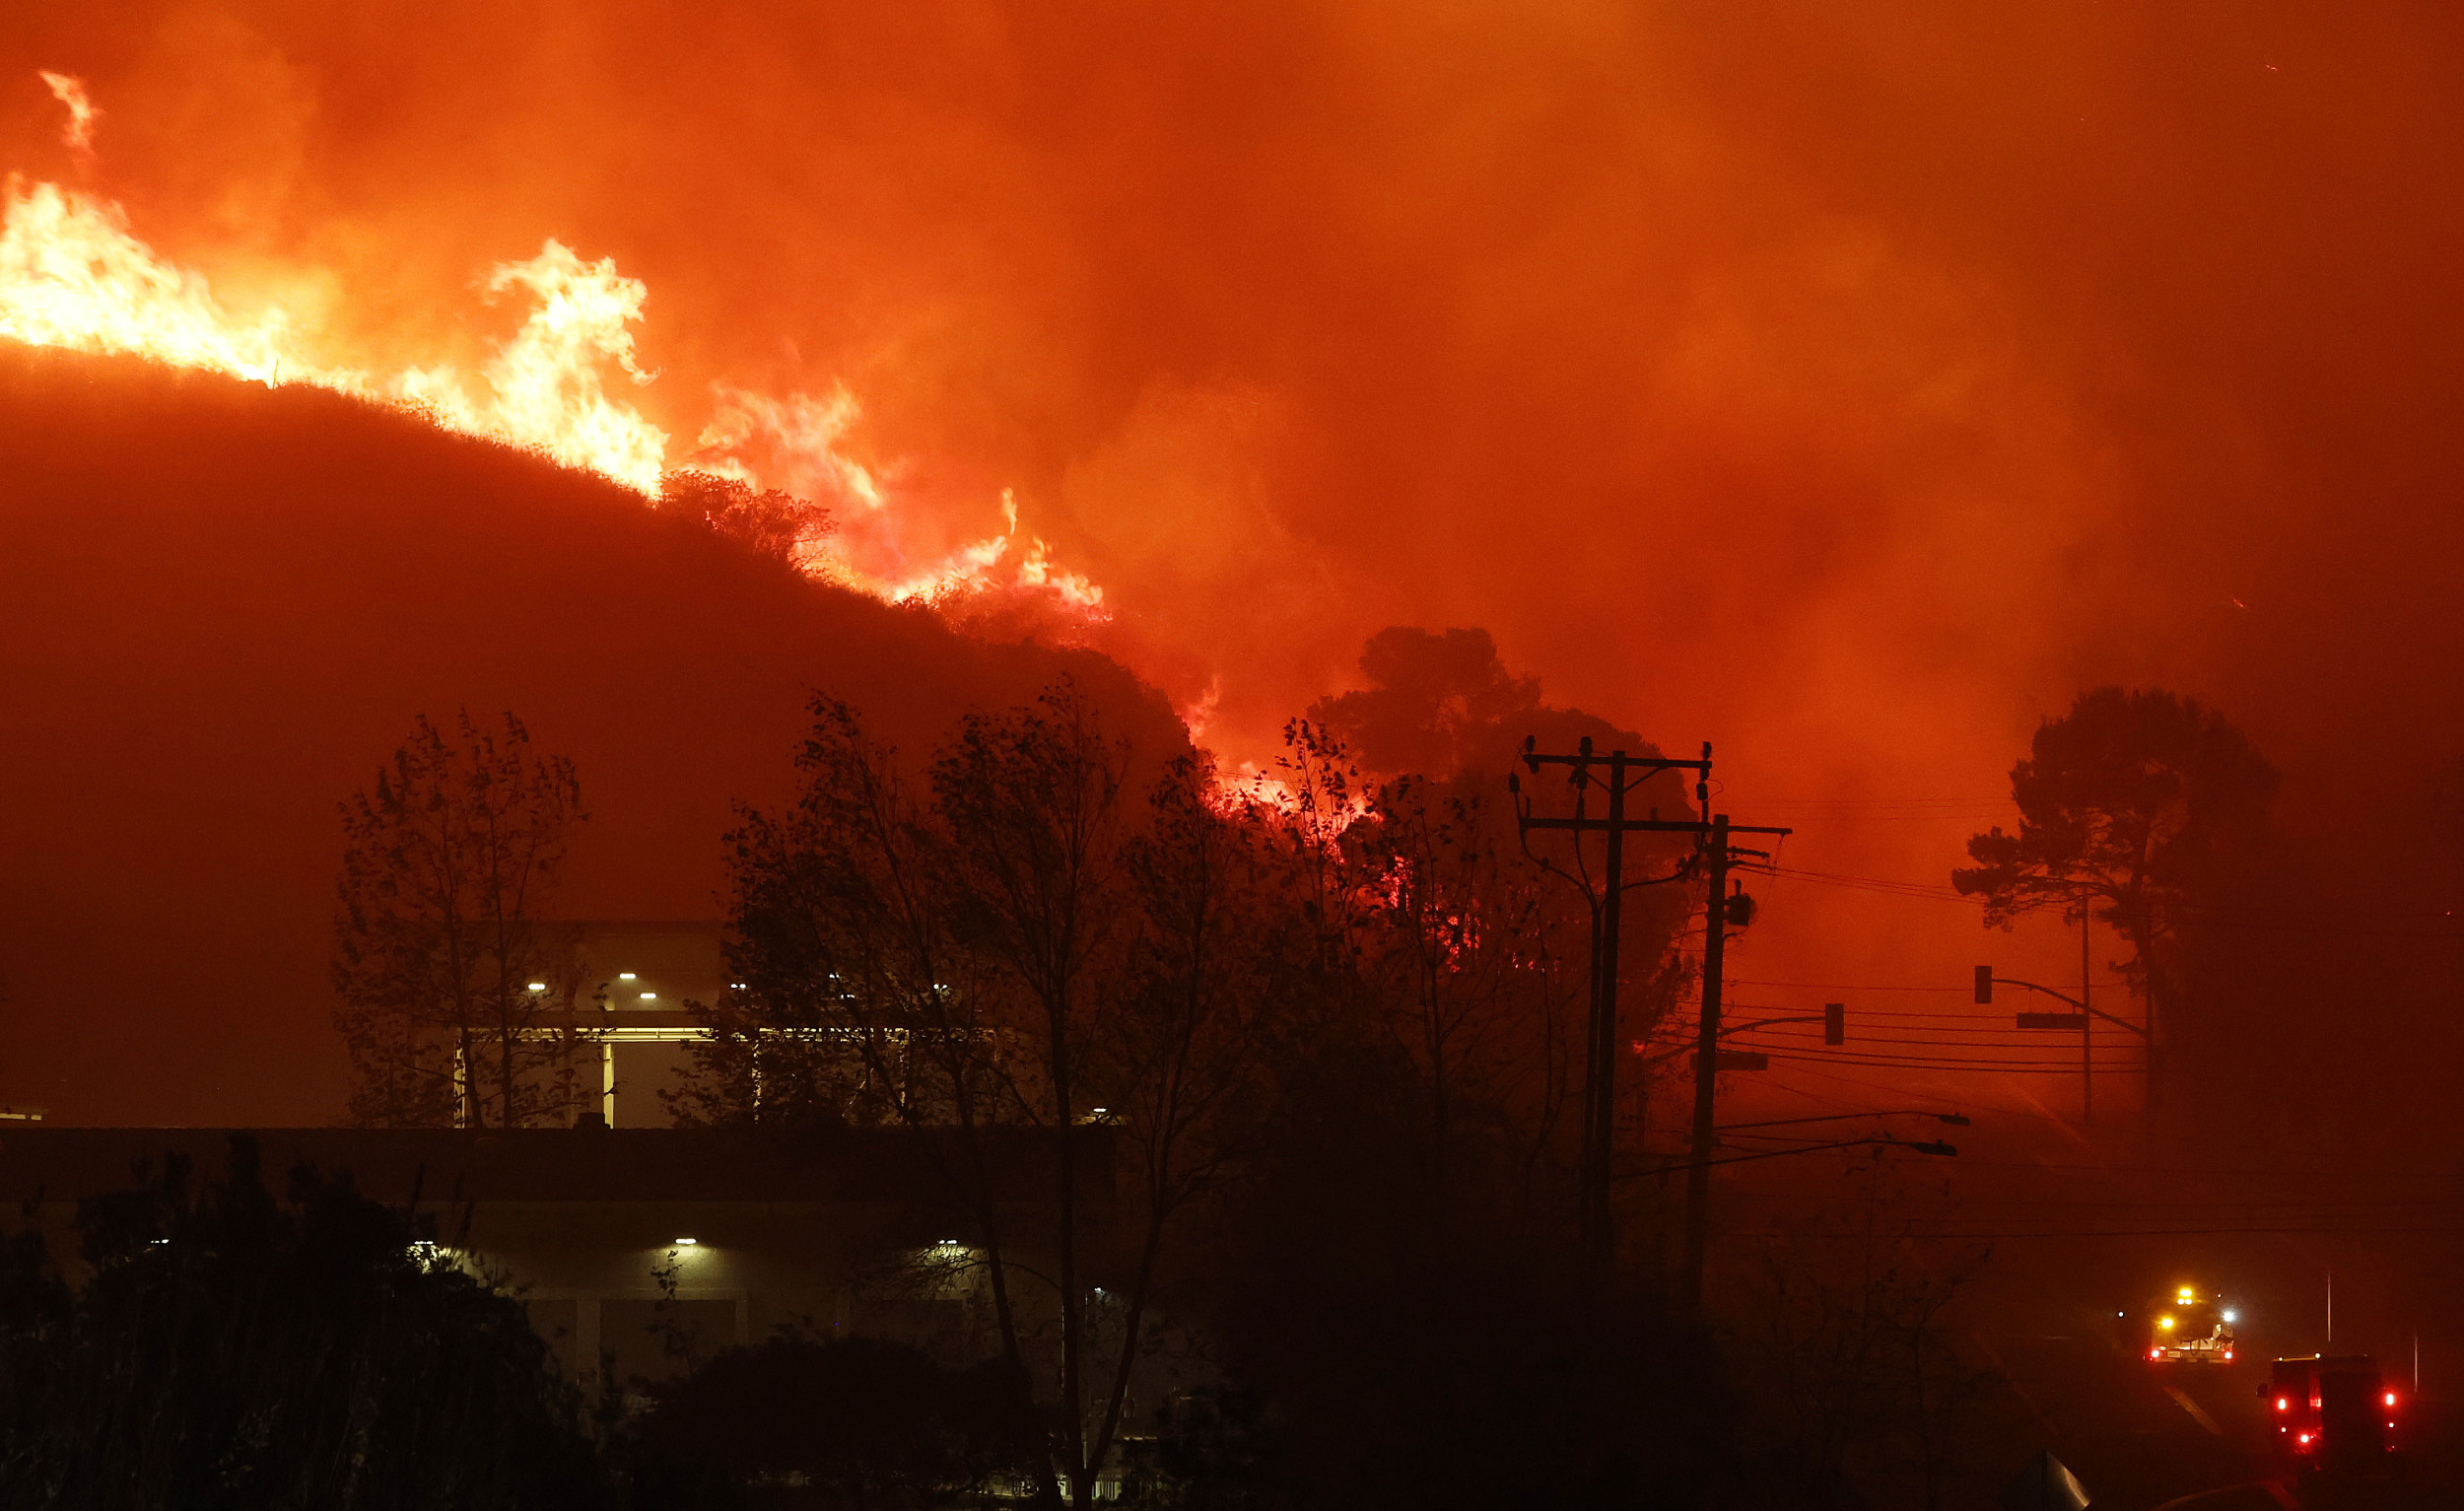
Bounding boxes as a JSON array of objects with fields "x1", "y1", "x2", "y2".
[
  {"x1": 619, "y1": 973, "x2": 637, "y2": 981},
  {"x1": 526, "y1": 983, "x2": 548, "y2": 993},
  {"x1": 673, "y1": 1237, "x2": 698, "y2": 1247},
  {"x1": 639, "y1": 992, "x2": 656, "y2": 1000}
]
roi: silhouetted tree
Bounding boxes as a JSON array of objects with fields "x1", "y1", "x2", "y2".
[
  {"x1": 1720, "y1": 1164, "x2": 1992, "y2": 1511},
  {"x1": 1195, "y1": 1028, "x2": 1730, "y2": 1511},
  {"x1": 1266, "y1": 712, "x2": 1682, "y2": 1243},
  {"x1": 1953, "y1": 687, "x2": 2277, "y2": 1063},
  {"x1": 1306, "y1": 627, "x2": 1541, "y2": 778},
  {"x1": 661, "y1": 471, "x2": 833, "y2": 567},
  {"x1": 686, "y1": 684, "x2": 1282, "y2": 1511},
  {"x1": 0, "y1": 1135, "x2": 602, "y2": 1509},
  {"x1": 332, "y1": 712, "x2": 593, "y2": 1128},
  {"x1": 1305, "y1": 625, "x2": 1668, "y2": 790}
]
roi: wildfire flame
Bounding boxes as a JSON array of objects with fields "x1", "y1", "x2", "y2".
[
  {"x1": 0, "y1": 72, "x2": 1105, "y2": 618},
  {"x1": 37, "y1": 73, "x2": 96, "y2": 157}
]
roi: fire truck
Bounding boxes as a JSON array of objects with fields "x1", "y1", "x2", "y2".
[
  {"x1": 2263, "y1": 1354, "x2": 2401, "y2": 1477},
  {"x1": 2123, "y1": 1283, "x2": 2236, "y2": 1363}
]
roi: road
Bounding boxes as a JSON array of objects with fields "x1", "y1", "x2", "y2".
[{"x1": 1963, "y1": 1237, "x2": 2461, "y2": 1510}]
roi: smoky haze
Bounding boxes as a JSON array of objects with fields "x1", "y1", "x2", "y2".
[
  {"x1": 3, "y1": 5, "x2": 2463, "y2": 1143},
  {"x1": 9, "y1": 5, "x2": 2463, "y2": 751}
]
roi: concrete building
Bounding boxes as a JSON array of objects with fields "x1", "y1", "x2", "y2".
[
  {"x1": 562, "y1": 919, "x2": 734, "y2": 1128},
  {"x1": 0, "y1": 1125, "x2": 1087, "y2": 1391}
]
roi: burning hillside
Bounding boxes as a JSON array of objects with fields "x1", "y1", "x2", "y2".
[
  {"x1": 0, "y1": 340, "x2": 1179, "y2": 1123},
  {"x1": 0, "y1": 74, "x2": 1104, "y2": 619}
]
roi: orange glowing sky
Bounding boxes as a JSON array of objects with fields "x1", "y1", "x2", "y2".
[{"x1": 5, "y1": 2, "x2": 2464, "y2": 1125}]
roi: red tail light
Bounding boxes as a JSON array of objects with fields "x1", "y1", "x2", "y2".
[
  {"x1": 2277, "y1": 1397, "x2": 2290, "y2": 1411},
  {"x1": 2385, "y1": 1391, "x2": 2398, "y2": 1408},
  {"x1": 2150, "y1": 1348, "x2": 2162, "y2": 1360}
]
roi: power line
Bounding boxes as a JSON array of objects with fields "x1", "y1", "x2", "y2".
[
  {"x1": 1732, "y1": 978, "x2": 1974, "y2": 994},
  {"x1": 1738, "y1": 1034, "x2": 2144, "y2": 1052},
  {"x1": 1747, "y1": 1050, "x2": 2141, "y2": 1074}
]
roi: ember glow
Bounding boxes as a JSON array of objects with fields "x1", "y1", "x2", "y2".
[{"x1": 0, "y1": 74, "x2": 1104, "y2": 616}]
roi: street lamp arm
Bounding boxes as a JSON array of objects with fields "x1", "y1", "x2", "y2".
[
  {"x1": 1720, "y1": 1013, "x2": 1824, "y2": 1034},
  {"x1": 1634, "y1": 1013, "x2": 1811, "y2": 1065},
  {"x1": 1995, "y1": 976, "x2": 2149, "y2": 1040}
]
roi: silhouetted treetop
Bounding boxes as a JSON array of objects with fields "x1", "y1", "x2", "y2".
[
  {"x1": 1953, "y1": 686, "x2": 2278, "y2": 1038},
  {"x1": 1954, "y1": 687, "x2": 2277, "y2": 928},
  {"x1": 1307, "y1": 627, "x2": 1653, "y2": 780}
]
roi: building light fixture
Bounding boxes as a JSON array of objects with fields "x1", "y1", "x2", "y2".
[
  {"x1": 639, "y1": 992, "x2": 656, "y2": 1000},
  {"x1": 526, "y1": 983, "x2": 548, "y2": 993},
  {"x1": 673, "y1": 1237, "x2": 699, "y2": 1247},
  {"x1": 619, "y1": 973, "x2": 637, "y2": 981}
]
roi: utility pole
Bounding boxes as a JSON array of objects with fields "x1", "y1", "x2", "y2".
[
  {"x1": 1592, "y1": 749, "x2": 1629, "y2": 1251},
  {"x1": 1680, "y1": 814, "x2": 1730, "y2": 1307},
  {"x1": 1670, "y1": 809, "x2": 1788, "y2": 1311},
  {"x1": 1513, "y1": 739, "x2": 1710, "y2": 1264},
  {"x1": 1511, "y1": 741, "x2": 1788, "y2": 1306}
]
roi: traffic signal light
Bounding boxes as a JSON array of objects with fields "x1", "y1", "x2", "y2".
[
  {"x1": 1823, "y1": 1001, "x2": 1844, "y2": 1045},
  {"x1": 1973, "y1": 966, "x2": 1993, "y2": 1004}
]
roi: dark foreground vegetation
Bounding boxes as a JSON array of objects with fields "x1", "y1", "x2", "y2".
[
  {"x1": 285, "y1": 639, "x2": 2330, "y2": 1509},
  {"x1": 0, "y1": 1137, "x2": 598, "y2": 1510},
  {"x1": 3, "y1": 623, "x2": 2319, "y2": 1508}
]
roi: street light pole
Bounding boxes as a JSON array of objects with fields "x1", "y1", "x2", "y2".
[{"x1": 2081, "y1": 907, "x2": 2093, "y2": 1126}]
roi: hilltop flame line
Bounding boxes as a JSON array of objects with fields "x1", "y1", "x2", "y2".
[{"x1": 0, "y1": 72, "x2": 1105, "y2": 619}]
